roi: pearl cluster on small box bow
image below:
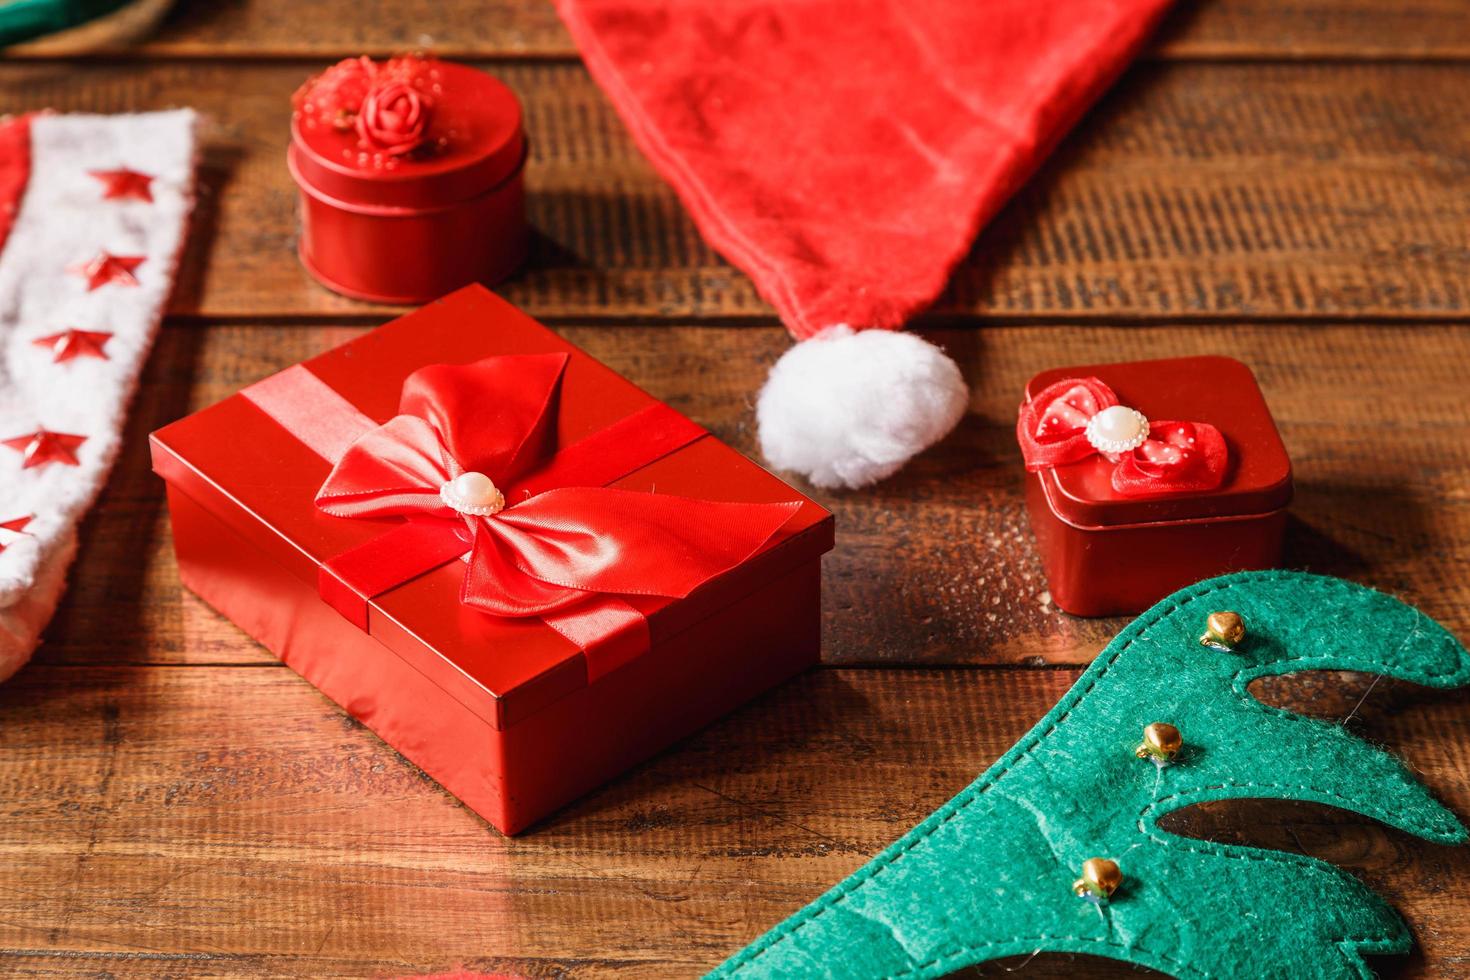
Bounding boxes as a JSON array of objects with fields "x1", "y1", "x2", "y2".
[{"x1": 1085, "y1": 404, "x2": 1150, "y2": 457}]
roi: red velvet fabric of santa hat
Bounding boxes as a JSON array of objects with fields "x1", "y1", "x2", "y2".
[{"x1": 556, "y1": 0, "x2": 1172, "y2": 488}]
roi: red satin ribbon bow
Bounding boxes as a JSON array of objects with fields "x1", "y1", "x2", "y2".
[
  {"x1": 1015, "y1": 377, "x2": 1228, "y2": 495},
  {"x1": 314, "y1": 353, "x2": 800, "y2": 618}
]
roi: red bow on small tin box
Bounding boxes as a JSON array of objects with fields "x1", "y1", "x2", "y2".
[{"x1": 1016, "y1": 377, "x2": 1228, "y2": 496}]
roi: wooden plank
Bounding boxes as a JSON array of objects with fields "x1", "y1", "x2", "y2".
[
  {"x1": 36, "y1": 0, "x2": 1470, "y2": 61},
  {"x1": 1153, "y1": 0, "x2": 1470, "y2": 60},
  {"x1": 2, "y1": 60, "x2": 1468, "y2": 322},
  {"x1": 39, "y1": 320, "x2": 1470, "y2": 668},
  {"x1": 0, "y1": 664, "x2": 1465, "y2": 978}
]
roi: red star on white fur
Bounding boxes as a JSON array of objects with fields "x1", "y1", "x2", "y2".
[
  {"x1": 89, "y1": 167, "x2": 155, "y2": 202},
  {"x1": 33, "y1": 328, "x2": 112, "y2": 363},
  {"x1": 70, "y1": 252, "x2": 144, "y2": 291},
  {"x1": 2, "y1": 429, "x2": 86, "y2": 468},
  {"x1": 0, "y1": 516, "x2": 32, "y2": 554}
]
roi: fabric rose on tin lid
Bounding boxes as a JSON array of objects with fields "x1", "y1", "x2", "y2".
[
  {"x1": 356, "y1": 79, "x2": 431, "y2": 156},
  {"x1": 293, "y1": 55, "x2": 438, "y2": 158}
]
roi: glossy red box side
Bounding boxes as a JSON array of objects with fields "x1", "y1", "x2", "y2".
[
  {"x1": 151, "y1": 286, "x2": 833, "y2": 834},
  {"x1": 168, "y1": 483, "x2": 819, "y2": 834},
  {"x1": 291, "y1": 146, "x2": 527, "y2": 304},
  {"x1": 1022, "y1": 356, "x2": 1292, "y2": 617}
]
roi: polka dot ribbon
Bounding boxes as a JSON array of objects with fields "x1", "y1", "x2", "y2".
[{"x1": 1016, "y1": 377, "x2": 1229, "y2": 496}]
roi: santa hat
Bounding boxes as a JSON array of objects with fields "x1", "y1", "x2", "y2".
[
  {"x1": 555, "y1": 0, "x2": 1172, "y2": 488},
  {"x1": 0, "y1": 110, "x2": 197, "y2": 680}
]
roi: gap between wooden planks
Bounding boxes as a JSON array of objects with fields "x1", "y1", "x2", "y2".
[
  {"x1": 2, "y1": 4, "x2": 1468, "y2": 975},
  {"x1": 34, "y1": 321, "x2": 1470, "y2": 670},
  {"x1": 0, "y1": 59, "x2": 1467, "y2": 323},
  {"x1": 0, "y1": 664, "x2": 1466, "y2": 979}
]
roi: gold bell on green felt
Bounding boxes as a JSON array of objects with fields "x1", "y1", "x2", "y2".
[
  {"x1": 1072, "y1": 857, "x2": 1122, "y2": 901},
  {"x1": 1199, "y1": 611, "x2": 1246, "y2": 652},
  {"x1": 1135, "y1": 722, "x2": 1183, "y2": 764}
]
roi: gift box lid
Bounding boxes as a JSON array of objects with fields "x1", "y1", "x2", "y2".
[
  {"x1": 290, "y1": 58, "x2": 526, "y2": 211},
  {"x1": 151, "y1": 286, "x2": 833, "y2": 730},
  {"x1": 1024, "y1": 355, "x2": 1292, "y2": 528}
]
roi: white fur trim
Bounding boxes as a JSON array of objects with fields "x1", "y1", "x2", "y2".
[
  {"x1": 756, "y1": 326, "x2": 969, "y2": 489},
  {"x1": 0, "y1": 529, "x2": 75, "y2": 682},
  {"x1": 0, "y1": 110, "x2": 196, "y2": 677}
]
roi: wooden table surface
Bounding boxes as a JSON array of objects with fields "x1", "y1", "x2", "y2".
[{"x1": 3, "y1": 2, "x2": 1470, "y2": 977}]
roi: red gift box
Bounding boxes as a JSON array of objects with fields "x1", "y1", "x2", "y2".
[
  {"x1": 150, "y1": 286, "x2": 833, "y2": 834},
  {"x1": 1019, "y1": 356, "x2": 1292, "y2": 617},
  {"x1": 289, "y1": 59, "x2": 528, "y2": 303}
]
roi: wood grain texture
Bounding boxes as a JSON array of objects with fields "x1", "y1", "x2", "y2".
[
  {"x1": 37, "y1": 321, "x2": 1470, "y2": 669},
  {"x1": 1, "y1": 665, "x2": 1465, "y2": 979},
  {"x1": 35, "y1": 0, "x2": 1470, "y2": 61},
  {"x1": 5, "y1": 4, "x2": 1470, "y2": 975},
  {"x1": 2, "y1": 60, "x2": 1468, "y2": 322}
]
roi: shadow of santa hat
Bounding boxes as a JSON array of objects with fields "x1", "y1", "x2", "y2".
[{"x1": 555, "y1": 0, "x2": 1173, "y2": 488}]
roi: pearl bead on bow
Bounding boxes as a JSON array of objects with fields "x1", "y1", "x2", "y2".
[{"x1": 440, "y1": 471, "x2": 506, "y2": 517}]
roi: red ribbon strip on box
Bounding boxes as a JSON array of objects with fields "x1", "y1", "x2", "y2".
[
  {"x1": 243, "y1": 354, "x2": 800, "y2": 680},
  {"x1": 1016, "y1": 377, "x2": 1229, "y2": 496}
]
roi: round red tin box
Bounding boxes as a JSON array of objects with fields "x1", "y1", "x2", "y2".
[{"x1": 288, "y1": 58, "x2": 528, "y2": 303}]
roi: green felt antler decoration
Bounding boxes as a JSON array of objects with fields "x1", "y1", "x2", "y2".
[{"x1": 711, "y1": 571, "x2": 1470, "y2": 980}]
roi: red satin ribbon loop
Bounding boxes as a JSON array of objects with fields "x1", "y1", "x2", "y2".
[
  {"x1": 1016, "y1": 376, "x2": 1228, "y2": 496},
  {"x1": 247, "y1": 353, "x2": 800, "y2": 678},
  {"x1": 1112, "y1": 419, "x2": 1228, "y2": 495},
  {"x1": 1017, "y1": 377, "x2": 1118, "y2": 470}
]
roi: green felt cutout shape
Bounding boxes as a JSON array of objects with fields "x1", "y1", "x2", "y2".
[{"x1": 709, "y1": 571, "x2": 1470, "y2": 980}]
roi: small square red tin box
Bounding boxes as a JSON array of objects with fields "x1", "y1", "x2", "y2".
[{"x1": 1019, "y1": 355, "x2": 1292, "y2": 618}]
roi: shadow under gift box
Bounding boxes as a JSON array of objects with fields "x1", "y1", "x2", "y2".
[
  {"x1": 150, "y1": 286, "x2": 833, "y2": 835},
  {"x1": 1023, "y1": 355, "x2": 1292, "y2": 618}
]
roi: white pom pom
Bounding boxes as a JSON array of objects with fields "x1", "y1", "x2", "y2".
[{"x1": 756, "y1": 326, "x2": 969, "y2": 489}]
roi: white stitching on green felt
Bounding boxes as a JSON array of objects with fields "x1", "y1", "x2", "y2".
[{"x1": 710, "y1": 571, "x2": 1470, "y2": 979}]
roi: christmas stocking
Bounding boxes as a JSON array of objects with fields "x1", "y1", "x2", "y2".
[
  {"x1": 0, "y1": 110, "x2": 197, "y2": 681},
  {"x1": 555, "y1": 0, "x2": 1173, "y2": 488}
]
